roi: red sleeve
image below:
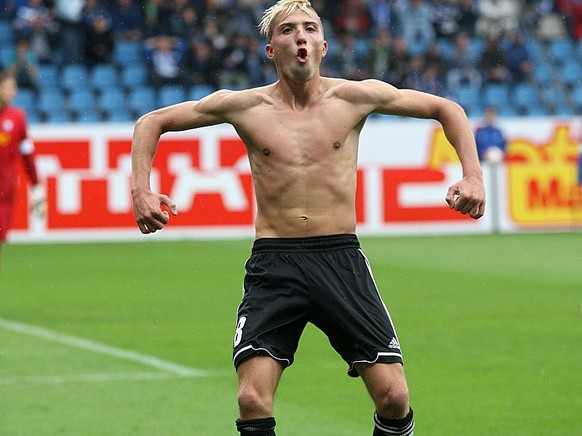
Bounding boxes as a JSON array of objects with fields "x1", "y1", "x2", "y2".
[{"x1": 21, "y1": 152, "x2": 39, "y2": 185}]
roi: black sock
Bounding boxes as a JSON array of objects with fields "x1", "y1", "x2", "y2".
[
  {"x1": 373, "y1": 409, "x2": 414, "y2": 436},
  {"x1": 235, "y1": 417, "x2": 276, "y2": 435}
]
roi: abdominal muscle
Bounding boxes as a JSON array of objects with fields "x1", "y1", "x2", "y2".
[{"x1": 251, "y1": 163, "x2": 358, "y2": 239}]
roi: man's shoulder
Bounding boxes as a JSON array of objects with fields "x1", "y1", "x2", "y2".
[{"x1": 205, "y1": 85, "x2": 275, "y2": 112}]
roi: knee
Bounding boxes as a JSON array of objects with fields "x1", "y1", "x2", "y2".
[
  {"x1": 237, "y1": 386, "x2": 274, "y2": 418},
  {"x1": 373, "y1": 382, "x2": 410, "y2": 419}
]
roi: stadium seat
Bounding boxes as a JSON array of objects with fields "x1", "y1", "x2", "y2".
[
  {"x1": 547, "y1": 38, "x2": 574, "y2": 65},
  {"x1": 158, "y1": 85, "x2": 186, "y2": 107},
  {"x1": 38, "y1": 89, "x2": 67, "y2": 116},
  {"x1": 105, "y1": 108, "x2": 133, "y2": 122},
  {"x1": 90, "y1": 64, "x2": 119, "y2": 92},
  {"x1": 482, "y1": 83, "x2": 510, "y2": 108},
  {"x1": 38, "y1": 64, "x2": 59, "y2": 89},
  {"x1": 0, "y1": 45, "x2": 14, "y2": 65},
  {"x1": 121, "y1": 63, "x2": 149, "y2": 89},
  {"x1": 45, "y1": 110, "x2": 73, "y2": 123},
  {"x1": 69, "y1": 88, "x2": 97, "y2": 113},
  {"x1": 13, "y1": 88, "x2": 36, "y2": 112},
  {"x1": 559, "y1": 60, "x2": 582, "y2": 88},
  {"x1": 61, "y1": 64, "x2": 90, "y2": 92},
  {"x1": 523, "y1": 105, "x2": 551, "y2": 116},
  {"x1": 99, "y1": 88, "x2": 126, "y2": 113},
  {"x1": 128, "y1": 86, "x2": 157, "y2": 116},
  {"x1": 188, "y1": 84, "x2": 215, "y2": 101},
  {"x1": 453, "y1": 85, "x2": 480, "y2": 109},
  {"x1": 542, "y1": 85, "x2": 568, "y2": 110},
  {"x1": 513, "y1": 83, "x2": 542, "y2": 111},
  {"x1": 0, "y1": 20, "x2": 14, "y2": 43},
  {"x1": 571, "y1": 85, "x2": 582, "y2": 110},
  {"x1": 76, "y1": 109, "x2": 102, "y2": 123},
  {"x1": 112, "y1": 40, "x2": 143, "y2": 66},
  {"x1": 532, "y1": 63, "x2": 552, "y2": 83}
]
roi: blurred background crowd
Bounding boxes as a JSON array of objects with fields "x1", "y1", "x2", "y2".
[{"x1": 0, "y1": 0, "x2": 581, "y2": 123}]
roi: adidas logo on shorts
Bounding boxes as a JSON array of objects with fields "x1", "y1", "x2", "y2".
[{"x1": 389, "y1": 337, "x2": 401, "y2": 350}]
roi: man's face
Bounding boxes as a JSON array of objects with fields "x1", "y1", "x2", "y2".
[
  {"x1": 266, "y1": 9, "x2": 327, "y2": 82},
  {"x1": 0, "y1": 78, "x2": 17, "y2": 107}
]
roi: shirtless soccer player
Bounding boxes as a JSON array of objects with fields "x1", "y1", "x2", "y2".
[{"x1": 131, "y1": 1, "x2": 486, "y2": 434}]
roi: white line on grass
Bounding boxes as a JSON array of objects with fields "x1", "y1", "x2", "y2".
[
  {"x1": 0, "y1": 317, "x2": 210, "y2": 378},
  {"x1": 0, "y1": 372, "x2": 191, "y2": 386}
]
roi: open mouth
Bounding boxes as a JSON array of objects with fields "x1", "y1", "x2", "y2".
[{"x1": 297, "y1": 48, "x2": 308, "y2": 62}]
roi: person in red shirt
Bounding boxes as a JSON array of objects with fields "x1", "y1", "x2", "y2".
[{"x1": 0, "y1": 70, "x2": 45, "y2": 267}]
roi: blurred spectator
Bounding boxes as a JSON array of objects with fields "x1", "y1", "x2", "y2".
[
  {"x1": 557, "y1": 0, "x2": 582, "y2": 39},
  {"x1": 387, "y1": 34, "x2": 410, "y2": 88},
  {"x1": 12, "y1": 0, "x2": 57, "y2": 64},
  {"x1": 424, "y1": 42, "x2": 446, "y2": 77},
  {"x1": 170, "y1": 5, "x2": 201, "y2": 40},
  {"x1": 480, "y1": 37, "x2": 509, "y2": 83},
  {"x1": 421, "y1": 64, "x2": 445, "y2": 96},
  {"x1": 8, "y1": 38, "x2": 39, "y2": 91},
  {"x1": 368, "y1": 29, "x2": 392, "y2": 81},
  {"x1": 110, "y1": 0, "x2": 143, "y2": 41},
  {"x1": 334, "y1": 0, "x2": 372, "y2": 37},
  {"x1": 367, "y1": 0, "x2": 397, "y2": 36},
  {"x1": 399, "y1": 0, "x2": 435, "y2": 54},
  {"x1": 476, "y1": 0, "x2": 521, "y2": 39},
  {"x1": 144, "y1": 35, "x2": 187, "y2": 87},
  {"x1": 403, "y1": 54, "x2": 425, "y2": 91},
  {"x1": 457, "y1": 0, "x2": 478, "y2": 37},
  {"x1": 475, "y1": 106, "x2": 507, "y2": 162},
  {"x1": 225, "y1": 0, "x2": 259, "y2": 37},
  {"x1": 334, "y1": 32, "x2": 369, "y2": 80},
  {"x1": 83, "y1": 0, "x2": 114, "y2": 65},
  {"x1": 446, "y1": 31, "x2": 482, "y2": 93},
  {"x1": 183, "y1": 37, "x2": 219, "y2": 88},
  {"x1": 431, "y1": 0, "x2": 460, "y2": 40},
  {"x1": 54, "y1": 0, "x2": 87, "y2": 64},
  {"x1": 505, "y1": 32, "x2": 534, "y2": 83},
  {"x1": 245, "y1": 36, "x2": 272, "y2": 87},
  {"x1": 217, "y1": 32, "x2": 250, "y2": 90}
]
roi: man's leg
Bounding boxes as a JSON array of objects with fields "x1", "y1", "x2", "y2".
[
  {"x1": 357, "y1": 362, "x2": 415, "y2": 436},
  {"x1": 236, "y1": 355, "x2": 284, "y2": 435}
]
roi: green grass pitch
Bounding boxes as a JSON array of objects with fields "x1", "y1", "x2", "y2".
[{"x1": 1, "y1": 233, "x2": 581, "y2": 435}]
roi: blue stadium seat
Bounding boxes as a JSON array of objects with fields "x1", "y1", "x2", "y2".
[
  {"x1": 454, "y1": 85, "x2": 480, "y2": 109},
  {"x1": 45, "y1": 110, "x2": 73, "y2": 123},
  {"x1": 13, "y1": 88, "x2": 36, "y2": 112},
  {"x1": 542, "y1": 85, "x2": 568, "y2": 110},
  {"x1": 559, "y1": 60, "x2": 582, "y2": 88},
  {"x1": 547, "y1": 38, "x2": 574, "y2": 65},
  {"x1": 482, "y1": 83, "x2": 510, "y2": 108},
  {"x1": 38, "y1": 64, "x2": 59, "y2": 89},
  {"x1": 99, "y1": 88, "x2": 126, "y2": 113},
  {"x1": 76, "y1": 109, "x2": 102, "y2": 123},
  {"x1": 69, "y1": 88, "x2": 97, "y2": 114},
  {"x1": 128, "y1": 86, "x2": 157, "y2": 116},
  {"x1": 105, "y1": 108, "x2": 134, "y2": 122},
  {"x1": 112, "y1": 40, "x2": 143, "y2": 66},
  {"x1": 158, "y1": 85, "x2": 186, "y2": 107},
  {"x1": 0, "y1": 20, "x2": 14, "y2": 43},
  {"x1": 61, "y1": 64, "x2": 89, "y2": 92},
  {"x1": 571, "y1": 85, "x2": 582, "y2": 110},
  {"x1": 513, "y1": 83, "x2": 542, "y2": 111},
  {"x1": 38, "y1": 89, "x2": 67, "y2": 116},
  {"x1": 0, "y1": 45, "x2": 14, "y2": 65},
  {"x1": 523, "y1": 105, "x2": 551, "y2": 117},
  {"x1": 532, "y1": 63, "x2": 552, "y2": 82},
  {"x1": 188, "y1": 84, "x2": 215, "y2": 101},
  {"x1": 90, "y1": 64, "x2": 119, "y2": 92},
  {"x1": 121, "y1": 63, "x2": 149, "y2": 89}
]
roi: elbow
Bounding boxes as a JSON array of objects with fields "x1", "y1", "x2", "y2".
[{"x1": 134, "y1": 110, "x2": 166, "y2": 136}]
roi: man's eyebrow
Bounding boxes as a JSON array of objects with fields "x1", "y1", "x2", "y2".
[{"x1": 277, "y1": 20, "x2": 320, "y2": 29}]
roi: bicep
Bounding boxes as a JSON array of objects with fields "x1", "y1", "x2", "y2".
[{"x1": 367, "y1": 82, "x2": 447, "y2": 119}]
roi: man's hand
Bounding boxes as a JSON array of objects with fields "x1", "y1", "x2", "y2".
[
  {"x1": 29, "y1": 184, "x2": 46, "y2": 218},
  {"x1": 445, "y1": 176, "x2": 486, "y2": 220},
  {"x1": 131, "y1": 189, "x2": 178, "y2": 234}
]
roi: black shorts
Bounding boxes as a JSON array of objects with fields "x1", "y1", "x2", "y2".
[{"x1": 232, "y1": 234, "x2": 403, "y2": 377}]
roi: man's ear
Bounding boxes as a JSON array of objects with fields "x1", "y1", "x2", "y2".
[
  {"x1": 322, "y1": 40, "x2": 328, "y2": 57},
  {"x1": 265, "y1": 43, "x2": 275, "y2": 60}
]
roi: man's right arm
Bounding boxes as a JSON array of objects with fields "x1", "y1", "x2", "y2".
[{"x1": 131, "y1": 91, "x2": 234, "y2": 234}]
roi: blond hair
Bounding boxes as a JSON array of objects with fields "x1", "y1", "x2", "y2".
[{"x1": 259, "y1": 0, "x2": 321, "y2": 43}]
